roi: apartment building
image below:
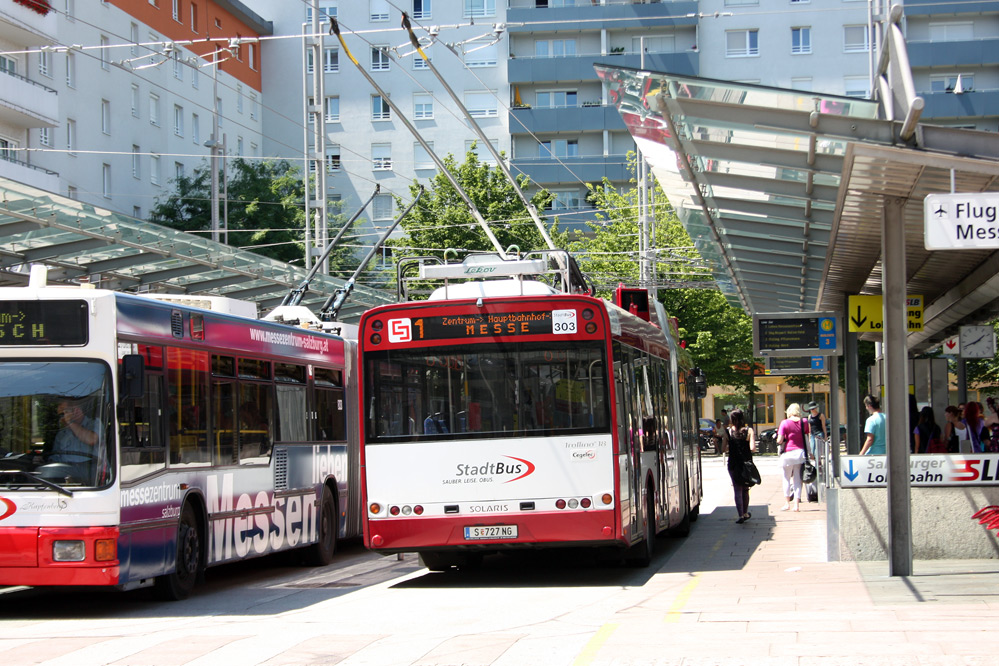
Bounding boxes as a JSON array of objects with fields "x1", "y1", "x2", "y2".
[
  {"x1": 7, "y1": 0, "x2": 270, "y2": 220},
  {"x1": 0, "y1": 0, "x2": 59, "y2": 193}
]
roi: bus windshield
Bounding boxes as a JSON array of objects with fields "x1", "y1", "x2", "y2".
[
  {"x1": 364, "y1": 341, "x2": 609, "y2": 443},
  {"x1": 0, "y1": 361, "x2": 113, "y2": 489}
]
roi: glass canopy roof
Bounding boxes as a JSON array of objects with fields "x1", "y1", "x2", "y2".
[{"x1": 0, "y1": 178, "x2": 394, "y2": 321}]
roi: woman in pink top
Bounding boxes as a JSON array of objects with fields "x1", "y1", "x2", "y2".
[{"x1": 776, "y1": 403, "x2": 811, "y2": 512}]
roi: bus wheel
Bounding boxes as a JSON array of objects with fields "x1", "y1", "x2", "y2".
[
  {"x1": 156, "y1": 504, "x2": 202, "y2": 601},
  {"x1": 627, "y1": 494, "x2": 655, "y2": 567},
  {"x1": 303, "y1": 486, "x2": 337, "y2": 567}
]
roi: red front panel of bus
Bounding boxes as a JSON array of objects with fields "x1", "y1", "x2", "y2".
[
  {"x1": 366, "y1": 511, "x2": 622, "y2": 553},
  {"x1": 0, "y1": 526, "x2": 120, "y2": 586}
]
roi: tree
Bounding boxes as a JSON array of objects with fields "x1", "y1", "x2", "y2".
[
  {"x1": 392, "y1": 148, "x2": 555, "y2": 259},
  {"x1": 572, "y1": 157, "x2": 757, "y2": 391},
  {"x1": 150, "y1": 159, "x2": 307, "y2": 265}
]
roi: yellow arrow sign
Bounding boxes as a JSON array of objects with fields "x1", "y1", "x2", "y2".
[{"x1": 848, "y1": 295, "x2": 923, "y2": 333}]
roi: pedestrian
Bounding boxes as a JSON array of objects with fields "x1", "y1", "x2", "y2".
[
  {"x1": 806, "y1": 401, "x2": 827, "y2": 466},
  {"x1": 720, "y1": 408, "x2": 730, "y2": 427},
  {"x1": 859, "y1": 394, "x2": 886, "y2": 455},
  {"x1": 776, "y1": 403, "x2": 811, "y2": 512},
  {"x1": 964, "y1": 401, "x2": 988, "y2": 453},
  {"x1": 944, "y1": 405, "x2": 972, "y2": 453},
  {"x1": 724, "y1": 408, "x2": 756, "y2": 523},
  {"x1": 714, "y1": 418, "x2": 729, "y2": 455},
  {"x1": 913, "y1": 406, "x2": 943, "y2": 454}
]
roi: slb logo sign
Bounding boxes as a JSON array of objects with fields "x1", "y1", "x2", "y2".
[{"x1": 388, "y1": 318, "x2": 411, "y2": 343}]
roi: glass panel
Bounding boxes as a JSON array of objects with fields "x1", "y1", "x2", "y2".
[
  {"x1": 315, "y1": 366, "x2": 343, "y2": 387},
  {"x1": 316, "y1": 387, "x2": 345, "y2": 441},
  {"x1": 0, "y1": 361, "x2": 113, "y2": 488},
  {"x1": 238, "y1": 357, "x2": 270, "y2": 380},
  {"x1": 120, "y1": 373, "x2": 166, "y2": 482},
  {"x1": 364, "y1": 341, "x2": 609, "y2": 443},
  {"x1": 275, "y1": 384, "x2": 307, "y2": 442},
  {"x1": 167, "y1": 348, "x2": 210, "y2": 466},
  {"x1": 213, "y1": 380, "x2": 236, "y2": 465},
  {"x1": 238, "y1": 383, "x2": 272, "y2": 463},
  {"x1": 213, "y1": 355, "x2": 235, "y2": 377}
]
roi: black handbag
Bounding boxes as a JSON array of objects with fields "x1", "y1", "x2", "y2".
[
  {"x1": 799, "y1": 419, "x2": 817, "y2": 483},
  {"x1": 741, "y1": 460, "x2": 761, "y2": 487}
]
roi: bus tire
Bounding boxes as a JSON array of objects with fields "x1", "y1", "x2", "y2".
[
  {"x1": 690, "y1": 503, "x2": 700, "y2": 522},
  {"x1": 156, "y1": 504, "x2": 203, "y2": 601},
  {"x1": 303, "y1": 485, "x2": 337, "y2": 567},
  {"x1": 627, "y1": 493, "x2": 655, "y2": 567}
]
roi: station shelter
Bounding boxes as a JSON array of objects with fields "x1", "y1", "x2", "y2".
[{"x1": 597, "y1": 8, "x2": 999, "y2": 575}]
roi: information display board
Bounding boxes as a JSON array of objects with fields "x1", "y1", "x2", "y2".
[
  {"x1": 753, "y1": 312, "x2": 840, "y2": 357},
  {"x1": 764, "y1": 355, "x2": 827, "y2": 375}
]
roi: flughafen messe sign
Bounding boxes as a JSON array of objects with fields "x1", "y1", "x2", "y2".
[{"x1": 925, "y1": 193, "x2": 999, "y2": 250}]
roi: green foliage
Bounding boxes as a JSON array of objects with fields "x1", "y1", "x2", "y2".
[
  {"x1": 570, "y1": 157, "x2": 756, "y2": 391},
  {"x1": 392, "y1": 148, "x2": 554, "y2": 259},
  {"x1": 150, "y1": 159, "x2": 307, "y2": 265}
]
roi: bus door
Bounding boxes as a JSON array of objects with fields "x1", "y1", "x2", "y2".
[{"x1": 613, "y1": 344, "x2": 637, "y2": 538}]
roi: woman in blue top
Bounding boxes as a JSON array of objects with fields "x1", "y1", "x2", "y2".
[
  {"x1": 776, "y1": 403, "x2": 811, "y2": 512},
  {"x1": 860, "y1": 394, "x2": 886, "y2": 455}
]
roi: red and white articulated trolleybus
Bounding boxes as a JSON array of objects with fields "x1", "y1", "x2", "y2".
[
  {"x1": 358, "y1": 252, "x2": 705, "y2": 570},
  {"x1": 0, "y1": 267, "x2": 360, "y2": 599}
]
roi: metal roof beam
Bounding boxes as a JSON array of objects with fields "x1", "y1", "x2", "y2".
[
  {"x1": 185, "y1": 274, "x2": 256, "y2": 293},
  {"x1": 137, "y1": 264, "x2": 209, "y2": 284},
  {"x1": 84, "y1": 253, "x2": 164, "y2": 274},
  {"x1": 711, "y1": 197, "x2": 835, "y2": 227},
  {"x1": 224, "y1": 284, "x2": 288, "y2": 300},
  {"x1": 723, "y1": 234, "x2": 812, "y2": 253},
  {"x1": 705, "y1": 172, "x2": 840, "y2": 205},
  {"x1": 719, "y1": 216, "x2": 831, "y2": 243},
  {"x1": 687, "y1": 139, "x2": 845, "y2": 176},
  {"x1": 20, "y1": 238, "x2": 110, "y2": 262}
]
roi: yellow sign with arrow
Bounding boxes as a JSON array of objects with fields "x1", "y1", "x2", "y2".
[{"x1": 847, "y1": 294, "x2": 924, "y2": 333}]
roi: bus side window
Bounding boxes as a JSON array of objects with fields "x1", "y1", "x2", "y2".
[
  {"x1": 238, "y1": 383, "x2": 272, "y2": 462},
  {"x1": 167, "y1": 348, "x2": 210, "y2": 466},
  {"x1": 316, "y1": 388, "x2": 344, "y2": 441},
  {"x1": 213, "y1": 380, "x2": 236, "y2": 465},
  {"x1": 120, "y1": 373, "x2": 166, "y2": 482}
]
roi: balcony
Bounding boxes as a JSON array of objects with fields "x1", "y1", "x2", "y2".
[
  {"x1": 509, "y1": 51, "x2": 697, "y2": 84},
  {"x1": 510, "y1": 104, "x2": 625, "y2": 134},
  {"x1": 919, "y1": 89, "x2": 999, "y2": 120},
  {"x1": 902, "y1": 0, "x2": 999, "y2": 16},
  {"x1": 0, "y1": 1, "x2": 57, "y2": 46},
  {"x1": 512, "y1": 154, "x2": 631, "y2": 184},
  {"x1": 507, "y1": 0, "x2": 699, "y2": 32},
  {"x1": 908, "y1": 39, "x2": 999, "y2": 68},
  {"x1": 0, "y1": 155, "x2": 59, "y2": 193},
  {"x1": 0, "y1": 69, "x2": 58, "y2": 128}
]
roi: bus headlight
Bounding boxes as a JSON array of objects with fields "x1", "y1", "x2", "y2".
[{"x1": 53, "y1": 540, "x2": 86, "y2": 562}]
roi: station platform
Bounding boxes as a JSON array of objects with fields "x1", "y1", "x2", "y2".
[{"x1": 580, "y1": 454, "x2": 999, "y2": 665}]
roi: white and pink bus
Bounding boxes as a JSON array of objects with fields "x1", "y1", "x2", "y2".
[
  {"x1": 0, "y1": 269, "x2": 360, "y2": 599},
  {"x1": 358, "y1": 253, "x2": 705, "y2": 570}
]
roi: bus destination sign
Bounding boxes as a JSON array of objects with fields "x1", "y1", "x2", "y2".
[
  {"x1": 753, "y1": 312, "x2": 839, "y2": 357},
  {"x1": 0, "y1": 300, "x2": 89, "y2": 346},
  {"x1": 388, "y1": 311, "x2": 555, "y2": 342}
]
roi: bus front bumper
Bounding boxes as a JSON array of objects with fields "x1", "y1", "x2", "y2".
[{"x1": 0, "y1": 526, "x2": 120, "y2": 587}]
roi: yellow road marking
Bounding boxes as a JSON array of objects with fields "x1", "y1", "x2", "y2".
[
  {"x1": 664, "y1": 575, "x2": 701, "y2": 623},
  {"x1": 573, "y1": 622, "x2": 619, "y2": 666}
]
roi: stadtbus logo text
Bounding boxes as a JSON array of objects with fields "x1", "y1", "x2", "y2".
[{"x1": 454, "y1": 456, "x2": 536, "y2": 483}]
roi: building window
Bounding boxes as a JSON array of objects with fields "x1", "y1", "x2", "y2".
[
  {"x1": 131, "y1": 84, "x2": 140, "y2": 117},
  {"x1": 464, "y1": 0, "x2": 495, "y2": 18},
  {"x1": 216, "y1": 97, "x2": 222, "y2": 126},
  {"x1": 65, "y1": 0, "x2": 75, "y2": 20},
  {"x1": 465, "y1": 40, "x2": 499, "y2": 67},
  {"x1": 930, "y1": 73, "x2": 974, "y2": 93},
  {"x1": 790, "y1": 77, "x2": 813, "y2": 91},
  {"x1": 250, "y1": 94, "x2": 258, "y2": 121},
  {"x1": 67, "y1": 186, "x2": 78, "y2": 199},
  {"x1": 929, "y1": 21, "x2": 974, "y2": 42},
  {"x1": 844, "y1": 25, "x2": 870, "y2": 53},
  {"x1": 413, "y1": 0, "x2": 431, "y2": 20},
  {"x1": 372, "y1": 194, "x2": 393, "y2": 220},
  {"x1": 372, "y1": 143, "x2": 392, "y2": 170},
  {"x1": 173, "y1": 104, "x2": 184, "y2": 136},
  {"x1": 236, "y1": 136, "x2": 243, "y2": 156},
  {"x1": 173, "y1": 54, "x2": 183, "y2": 80},
  {"x1": 130, "y1": 23, "x2": 139, "y2": 56},
  {"x1": 325, "y1": 96, "x2": 340, "y2": 122},
  {"x1": 100, "y1": 35, "x2": 109, "y2": 70},
  {"x1": 537, "y1": 90, "x2": 577, "y2": 108},
  {"x1": 464, "y1": 91, "x2": 498, "y2": 118},
  {"x1": 631, "y1": 35, "x2": 675, "y2": 54},
  {"x1": 0, "y1": 137, "x2": 17, "y2": 162},
  {"x1": 39, "y1": 127, "x2": 51, "y2": 147},
  {"x1": 133, "y1": 206, "x2": 142, "y2": 218},
  {"x1": 306, "y1": 50, "x2": 315, "y2": 74},
  {"x1": 306, "y1": 1, "x2": 337, "y2": 23},
  {"x1": 101, "y1": 99, "x2": 111, "y2": 134},
  {"x1": 38, "y1": 50, "x2": 50, "y2": 77},
  {"x1": 150, "y1": 93, "x2": 160, "y2": 125},
  {"x1": 724, "y1": 0, "x2": 758, "y2": 5},
  {"x1": 843, "y1": 75, "x2": 870, "y2": 98},
  {"x1": 0, "y1": 55, "x2": 13, "y2": 75},
  {"x1": 151, "y1": 154, "x2": 161, "y2": 185},
  {"x1": 192, "y1": 113, "x2": 200, "y2": 143},
  {"x1": 190, "y1": 3, "x2": 198, "y2": 32},
  {"x1": 102, "y1": 164, "x2": 111, "y2": 198},
  {"x1": 237, "y1": 85, "x2": 243, "y2": 113},
  {"x1": 172, "y1": 0, "x2": 181, "y2": 22},
  {"x1": 175, "y1": 162, "x2": 184, "y2": 180},
  {"x1": 66, "y1": 119, "x2": 76, "y2": 155},
  {"x1": 726, "y1": 29, "x2": 759, "y2": 57},
  {"x1": 539, "y1": 139, "x2": 578, "y2": 158},
  {"x1": 548, "y1": 190, "x2": 581, "y2": 211},
  {"x1": 326, "y1": 145, "x2": 341, "y2": 172},
  {"x1": 66, "y1": 52, "x2": 75, "y2": 87},
  {"x1": 132, "y1": 145, "x2": 141, "y2": 178},
  {"x1": 192, "y1": 66, "x2": 199, "y2": 88},
  {"x1": 414, "y1": 141, "x2": 434, "y2": 169},
  {"x1": 414, "y1": 93, "x2": 433, "y2": 119},
  {"x1": 791, "y1": 27, "x2": 811, "y2": 54},
  {"x1": 372, "y1": 95, "x2": 391, "y2": 120},
  {"x1": 323, "y1": 47, "x2": 339, "y2": 73},
  {"x1": 371, "y1": 47, "x2": 390, "y2": 71},
  {"x1": 370, "y1": 0, "x2": 389, "y2": 21},
  {"x1": 250, "y1": 142, "x2": 258, "y2": 157},
  {"x1": 465, "y1": 139, "x2": 499, "y2": 165},
  {"x1": 248, "y1": 43, "x2": 257, "y2": 71},
  {"x1": 534, "y1": 39, "x2": 576, "y2": 58}
]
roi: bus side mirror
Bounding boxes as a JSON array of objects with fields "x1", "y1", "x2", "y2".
[
  {"x1": 693, "y1": 371, "x2": 708, "y2": 399},
  {"x1": 121, "y1": 355, "x2": 145, "y2": 400}
]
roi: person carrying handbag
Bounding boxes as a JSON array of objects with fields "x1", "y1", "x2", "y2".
[
  {"x1": 775, "y1": 403, "x2": 811, "y2": 512},
  {"x1": 723, "y1": 408, "x2": 757, "y2": 524}
]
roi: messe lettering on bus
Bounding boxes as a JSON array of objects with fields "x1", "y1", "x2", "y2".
[
  {"x1": 0, "y1": 268, "x2": 360, "y2": 599},
  {"x1": 358, "y1": 253, "x2": 705, "y2": 571}
]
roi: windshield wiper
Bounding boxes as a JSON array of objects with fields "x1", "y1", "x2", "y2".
[{"x1": 0, "y1": 470, "x2": 74, "y2": 497}]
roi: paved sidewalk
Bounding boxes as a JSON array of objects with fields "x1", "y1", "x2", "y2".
[{"x1": 579, "y1": 455, "x2": 999, "y2": 666}]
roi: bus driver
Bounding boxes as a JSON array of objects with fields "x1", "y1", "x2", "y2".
[{"x1": 51, "y1": 399, "x2": 100, "y2": 463}]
